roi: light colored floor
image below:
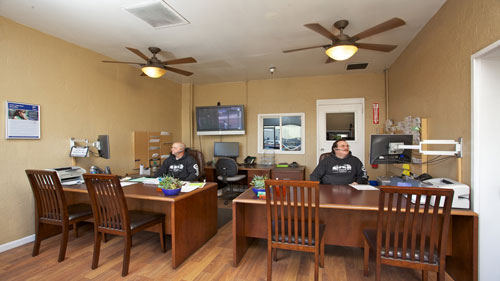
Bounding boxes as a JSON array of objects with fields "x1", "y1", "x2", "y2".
[{"x1": 0, "y1": 221, "x2": 454, "y2": 280}]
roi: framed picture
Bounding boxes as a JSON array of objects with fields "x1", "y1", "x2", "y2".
[{"x1": 5, "y1": 101, "x2": 41, "y2": 139}]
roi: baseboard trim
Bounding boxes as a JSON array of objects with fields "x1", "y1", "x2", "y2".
[{"x1": 0, "y1": 234, "x2": 35, "y2": 253}]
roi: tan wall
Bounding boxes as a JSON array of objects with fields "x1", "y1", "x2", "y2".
[
  {"x1": 0, "y1": 17, "x2": 182, "y2": 244},
  {"x1": 388, "y1": 0, "x2": 500, "y2": 185},
  {"x1": 191, "y1": 74, "x2": 387, "y2": 179}
]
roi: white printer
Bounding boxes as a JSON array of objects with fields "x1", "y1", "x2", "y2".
[
  {"x1": 420, "y1": 178, "x2": 470, "y2": 209},
  {"x1": 46, "y1": 166, "x2": 86, "y2": 185}
]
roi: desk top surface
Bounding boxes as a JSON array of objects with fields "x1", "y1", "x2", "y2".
[
  {"x1": 63, "y1": 182, "x2": 217, "y2": 202},
  {"x1": 233, "y1": 184, "x2": 477, "y2": 216}
]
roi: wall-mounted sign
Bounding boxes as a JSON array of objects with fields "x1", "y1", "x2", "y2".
[{"x1": 5, "y1": 101, "x2": 41, "y2": 139}]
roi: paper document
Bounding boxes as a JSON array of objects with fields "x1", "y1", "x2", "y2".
[
  {"x1": 350, "y1": 184, "x2": 379, "y2": 191},
  {"x1": 129, "y1": 177, "x2": 159, "y2": 185},
  {"x1": 120, "y1": 181, "x2": 137, "y2": 187},
  {"x1": 181, "y1": 182, "x2": 206, "y2": 193}
]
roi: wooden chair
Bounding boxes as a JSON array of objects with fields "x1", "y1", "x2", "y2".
[
  {"x1": 83, "y1": 174, "x2": 166, "y2": 276},
  {"x1": 363, "y1": 186, "x2": 454, "y2": 281},
  {"x1": 25, "y1": 169, "x2": 93, "y2": 262},
  {"x1": 265, "y1": 180, "x2": 325, "y2": 281}
]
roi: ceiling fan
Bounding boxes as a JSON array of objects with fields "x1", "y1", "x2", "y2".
[
  {"x1": 283, "y1": 18, "x2": 405, "y2": 63},
  {"x1": 102, "y1": 47, "x2": 197, "y2": 78}
]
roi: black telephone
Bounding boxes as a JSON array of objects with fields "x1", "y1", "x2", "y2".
[{"x1": 244, "y1": 156, "x2": 256, "y2": 165}]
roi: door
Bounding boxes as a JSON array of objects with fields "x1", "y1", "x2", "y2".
[
  {"x1": 316, "y1": 99, "x2": 365, "y2": 163},
  {"x1": 472, "y1": 40, "x2": 500, "y2": 280}
]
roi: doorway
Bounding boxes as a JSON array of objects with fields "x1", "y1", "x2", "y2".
[
  {"x1": 471, "y1": 39, "x2": 500, "y2": 280},
  {"x1": 316, "y1": 98, "x2": 365, "y2": 163}
]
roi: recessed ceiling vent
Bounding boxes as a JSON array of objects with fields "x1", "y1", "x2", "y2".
[
  {"x1": 123, "y1": 0, "x2": 189, "y2": 29},
  {"x1": 345, "y1": 63, "x2": 368, "y2": 70}
]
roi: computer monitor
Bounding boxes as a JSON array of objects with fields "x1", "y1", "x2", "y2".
[
  {"x1": 369, "y1": 134, "x2": 413, "y2": 164},
  {"x1": 98, "y1": 135, "x2": 110, "y2": 159},
  {"x1": 214, "y1": 142, "x2": 239, "y2": 158}
]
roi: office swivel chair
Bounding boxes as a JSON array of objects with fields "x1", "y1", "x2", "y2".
[
  {"x1": 319, "y1": 152, "x2": 331, "y2": 162},
  {"x1": 188, "y1": 148, "x2": 205, "y2": 181},
  {"x1": 26, "y1": 169, "x2": 93, "y2": 262},
  {"x1": 215, "y1": 157, "x2": 246, "y2": 205}
]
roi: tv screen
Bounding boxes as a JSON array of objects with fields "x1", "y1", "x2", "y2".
[
  {"x1": 214, "y1": 142, "x2": 239, "y2": 158},
  {"x1": 196, "y1": 105, "x2": 245, "y2": 135},
  {"x1": 370, "y1": 134, "x2": 413, "y2": 164}
]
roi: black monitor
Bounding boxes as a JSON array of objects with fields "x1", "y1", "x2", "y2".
[
  {"x1": 369, "y1": 134, "x2": 413, "y2": 164},
  {"x1": 98, "y1": 135, "x2": 110, "y2": 159},
  {"x1": 214, "y1": 142, "x2": 239, "y2": 158}
]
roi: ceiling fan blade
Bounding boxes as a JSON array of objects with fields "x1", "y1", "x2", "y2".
[
  {"x1": 352, "y1": 18, "x2": 406, "y2": 41},
  {"x1": 304, "y1": 23, "x2": 338, "y2": 41},
  {"x1": 163, "y1": 57, "x2": 197, "y2": 65},
  {"x1": 325, "y1": 57, "x2": 336, "y2": 64},
  {"x1": 357, "y1": 43, "x2": 397, "y2": 52},
  {"x1": 126, "y1": 47, "x2": 150, "y2": 61},
  {"x1": 102, "y1": 60, "x2": 143, "y2": 65},
  {"x1": 164, "y1": 66, "x2": 193, "y2": 76},
  {"x1": 283, "y1": 44, "x2": 329, "y2": 53}
]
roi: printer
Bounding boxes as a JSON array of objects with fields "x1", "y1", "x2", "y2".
[
  {"x1": 420, "y1": 178, "x2": 470, "y2": 209},
  {"x1": 46, "y1": 166, "x2": 86, "y2": 185}
]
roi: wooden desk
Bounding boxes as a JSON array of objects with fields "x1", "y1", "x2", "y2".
[
  {"x1": 205, "y1": 165, "x2": 305, "y2": 185},
  {"x1": 63, "y1": 182, "x2": 218, "y2": 268},
  {"x1": 232, "y1": 185, "x2": 478, "y2": 281}
]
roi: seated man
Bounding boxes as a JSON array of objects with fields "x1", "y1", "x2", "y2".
[
  {"x1": 310, "y1": 139, "x2": 368, "y2": 185},
  {"x1": 153, "y1": 142, "x2": 199, "y2": 181}
]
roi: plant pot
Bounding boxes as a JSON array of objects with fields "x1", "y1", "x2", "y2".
[
  {"x1": 252, "y1": 187, "x2": 265, "y2": 195},
  {"x1": 161, "y1": 188, "x2": 181, "y2": 196}
]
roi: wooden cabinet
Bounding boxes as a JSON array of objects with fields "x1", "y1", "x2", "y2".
[
  {"x1": 271, "y1": 166, "x2": 305, "y2": 180},
  {"x1": 133, "y1": 131, "x2": 172, "y2": 171}
]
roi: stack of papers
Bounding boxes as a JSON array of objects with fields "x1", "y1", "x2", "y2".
[
  {"x1": 181, "y1": 182, "x2": 205, "y2": 192},
  {"x1": 129, "y1": 177, "x2": 159, "y2": 185},
  {"x1": 349, "y1": 184, "x2": 379, "y2": 191}
]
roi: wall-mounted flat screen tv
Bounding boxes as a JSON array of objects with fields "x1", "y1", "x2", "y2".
[{"x1": 196, "y1": 105, "x2": 245, "y2": 135}]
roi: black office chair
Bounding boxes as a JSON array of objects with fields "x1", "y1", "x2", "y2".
[{"x1": 215, "y1": 157, "x2": 246, "y2": 205}]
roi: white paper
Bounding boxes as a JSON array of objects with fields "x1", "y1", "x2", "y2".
[
  {"x1": 350, "y1": 184, "x2": 379, "y2": 191},
  {"x1": 120, "y1": 181, "x2": 137, "y2": 187},
  {"x1": 181, "y1": 182, "x2": 205, "y2": 192}
]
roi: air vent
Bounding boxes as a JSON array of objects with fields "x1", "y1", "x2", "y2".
[
  {"x1": 123, "y1": 0, "x2": 189, "y2": 29},
  {"x1": 346, "y1": 63, "x2": 368, "y2": 70}
]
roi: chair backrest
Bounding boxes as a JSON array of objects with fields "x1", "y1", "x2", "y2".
[
  {"x1": 319, "y1": 152, "x2": 331, "y2": 162},
  {"x1": 26, "y1": 169, "x2": 68, "y2": 222},
  {"x1": 376, "y1": 186, "x2": 454, "y2": 264},
  {"x1": 265, "y1": 180, "x2": 320, "y2": 246},
  {"x1": 83, "y1": 174, "x2": 130, "y2": 232},
  {"x1": 215, "y1": 157, "x2": 238, "y2": 178},
  {"x1": 188, "y1": 149, "x2": 205, "y2": 180}
]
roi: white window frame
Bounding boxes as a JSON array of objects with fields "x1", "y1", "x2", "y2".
[{"x1": 257, "y1": 113, "x2": 305, "y2": 154}]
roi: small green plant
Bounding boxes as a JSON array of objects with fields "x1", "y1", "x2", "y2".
[
  {"x1": 250, "y1": 175, "x2": 268, "y2": 189},
  {"x1": 158, "y1": 176, "x2": 183, "y2": 190}
]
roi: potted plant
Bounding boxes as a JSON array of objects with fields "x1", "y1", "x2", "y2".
[
  {"x1": 158, "y1": 176, "x2": 183, "y2": 196},
  {"x1": 250, "y1": 175, "x2": 268, "y2": 195}
]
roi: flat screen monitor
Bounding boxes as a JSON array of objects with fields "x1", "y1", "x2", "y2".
[
  {"x1": 370, "y1": 134, "x2": 412, "y2": 164},
  {"x1": 196, "y1": 105, "x2": 245, "y2": 135},
  {"x1": 98, "y1": 135, "x2": 110, "y2": 159},
  {"x1": 214, "y1": 142, "x2": 239, "y2": 158}
]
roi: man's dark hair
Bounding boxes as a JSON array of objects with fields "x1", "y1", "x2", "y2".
[{"x1": 332, "y1": 138, "x2": 348, "y2": 150}]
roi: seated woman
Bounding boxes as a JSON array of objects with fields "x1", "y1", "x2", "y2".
[{"x1": 310, "y1": 139, "x2": 368, "y2": 185}]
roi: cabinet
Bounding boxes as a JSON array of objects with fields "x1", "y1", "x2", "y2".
[
  {"x1": 271, "y1": 166, "x2": 305, "y2": 180},
  {"x1": 133, "y1": 131, "x2": 172, "y2": 173}
]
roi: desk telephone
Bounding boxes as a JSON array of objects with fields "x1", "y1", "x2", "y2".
[{"x1": 244, "y1": 156, "x2": 256, "y2": 165}]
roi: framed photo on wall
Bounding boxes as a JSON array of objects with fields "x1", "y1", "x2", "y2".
[{"x1": 5, "y1": 101, "x2": 41, "y2": 139}]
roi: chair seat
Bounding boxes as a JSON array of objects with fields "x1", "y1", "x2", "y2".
[
  {"x1": 363, "y1": 229, "x2": 439, "y2": 264},
  {"x1": 129, "y1": 210, "x2": 164, "y2": 231},
  {"x1": 217, "y1": 174, "x2": 246, "y2": 182},
  {"x1": 272, "y1": 221, "x2": 325, "y2": 245},
  {"x1": 67, "y1": 203, "x2": 93, "y2": 221}
]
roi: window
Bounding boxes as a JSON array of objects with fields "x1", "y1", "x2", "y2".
[{"x1": 258, "y1": 113, "x2": 305, "y2": 154}]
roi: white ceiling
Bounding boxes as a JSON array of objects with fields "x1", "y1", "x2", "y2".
[{"x1": 0, "y1": 0, "x2": 446, "y2": 84}]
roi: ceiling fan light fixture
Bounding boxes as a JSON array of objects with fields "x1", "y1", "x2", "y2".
[
  {"x1": 325, "y1": 44, "x2": 358, "y2": 61},
  {"x1": 141, "y1": 65, "x2": 167, "y2": 78}
]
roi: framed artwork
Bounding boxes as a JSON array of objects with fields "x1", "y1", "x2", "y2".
[{"x1": 5, "y1": 101, "x2": 41, "y2": 139}]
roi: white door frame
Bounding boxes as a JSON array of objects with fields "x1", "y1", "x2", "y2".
[
  {"x1": 471, "y1": 39, "x2": 500, "y2": 281},
  {"x1": 316, "y1": 98, "x2": 365, "y2": 163}
]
